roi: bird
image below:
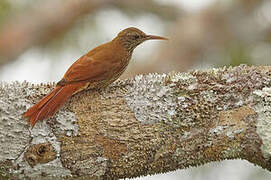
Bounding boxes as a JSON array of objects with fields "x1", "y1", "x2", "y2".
[{"x1": 23, "y1": 27, "x2": 168, "y2": 127}]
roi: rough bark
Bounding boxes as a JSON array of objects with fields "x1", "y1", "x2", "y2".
[{"x1": 1, "y1": 64, "x2": 271, "y2": 179}]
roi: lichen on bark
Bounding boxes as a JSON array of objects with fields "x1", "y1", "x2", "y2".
[{"x1": 0, "y1": 65, "x2": 271, "y2": 179}]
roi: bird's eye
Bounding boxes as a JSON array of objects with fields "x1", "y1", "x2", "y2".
[{"x1": 134, "y1": 35, "x2": 140, "y2": 39}]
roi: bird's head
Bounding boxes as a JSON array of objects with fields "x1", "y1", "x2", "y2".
[{"x1": 114, "y1": 27, "x2": 168, "y2": 52}]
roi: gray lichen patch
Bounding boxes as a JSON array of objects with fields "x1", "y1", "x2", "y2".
[
  {"x1": 0, "y1": 81, "x2": 31, "y2": 161},
  {"x1": 51, "y1": 110, "x2": 79, "y2": 137},
  {"x1": 253, "y1": 87, "x2": 271, "y2": 159},
  {"x1": 125, "y1": 65, "x2": 271, "y2": 132},
  {"x1": 12, "y1": 156, "x2": 71, "y2": 179},
  {"x1": 0, "y1": 81, "x2": 74, "y2": 178},
  {"x1": 125, "y1": 73, "x2": 188, "y2": 125},
  {"x1": 174, "y1": 65, "x2": 271, "y2": 129}
]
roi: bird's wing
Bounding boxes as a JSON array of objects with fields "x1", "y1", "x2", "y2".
[{"x1": 58, "y1": 54, "x2": 111, "y2": 85}]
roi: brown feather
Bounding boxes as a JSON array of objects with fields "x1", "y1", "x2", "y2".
[
  {"x1": 23, "y1": 83, "x2": 86, "y2": 127},
  {"x1": 60, "y1": 41, "x2": 128, "y2": 85}
]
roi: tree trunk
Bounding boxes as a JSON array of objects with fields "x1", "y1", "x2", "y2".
[{"x1": 1, "y1": 64, "x2": 271, "y2": 179}]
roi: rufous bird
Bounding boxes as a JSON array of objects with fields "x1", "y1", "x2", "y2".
[{"x1": 23, "y1": 27, "x2": 168, "y2": 127}]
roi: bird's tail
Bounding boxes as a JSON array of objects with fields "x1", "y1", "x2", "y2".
[{"x1": 23, "y1": 83, "x2": 84, "y2": 127}]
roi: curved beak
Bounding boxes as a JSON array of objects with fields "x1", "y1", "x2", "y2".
[{"x1": 146, "y1": 34, "x2": 168, "y2": 40}]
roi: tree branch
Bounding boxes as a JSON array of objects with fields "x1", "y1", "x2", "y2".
[{"x1": 1, "y1": 65, "x2": 271, "y2": 179}]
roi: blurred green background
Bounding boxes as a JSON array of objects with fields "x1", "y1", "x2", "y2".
[{"x1": 0, "y1": 0, "x2": 271, "y2": 179}]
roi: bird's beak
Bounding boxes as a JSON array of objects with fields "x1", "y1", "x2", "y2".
[{"x1": 146, "y1": 35, "x2": 168, "y2": 40}]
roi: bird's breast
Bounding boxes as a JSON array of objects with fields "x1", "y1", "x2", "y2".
[{"x1": 105, "y1": 54, "x2": 132, "y2": 86}]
